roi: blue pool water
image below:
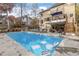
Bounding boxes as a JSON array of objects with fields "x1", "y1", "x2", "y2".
[{"x1": 7, "y1": 32, "x2": 63, "y2": 56}]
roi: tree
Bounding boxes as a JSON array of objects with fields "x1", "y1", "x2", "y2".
[
  {"x1": 0, "y1": 3, "x2": 14, "y2": 30},
  {"x1": 30, "y1": 19, "x2": 39, "y2": 29},
  {"x1": 31, "y1": 3, "x2": 38, "y2": 18},
  {"x1": 8, "y1": 15, "x2": 16, "y2": 23},
  {"x1": 0, "y1": 3, "x2": 14, "y2": 13},
  {"x1": 8, "y1": 15, "x2": 16, "y2": 28}
]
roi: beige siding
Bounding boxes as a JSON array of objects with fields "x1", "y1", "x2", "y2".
[{"x1": 40, "y1": 3, "x2": 78, "y2": 33}]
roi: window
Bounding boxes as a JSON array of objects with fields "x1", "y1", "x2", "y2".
[
  {"x1": 64, "y1": 15, "x2": 65, "y2": 18},
  {"x1": 70, "y1": 14, "x2": 73, "y2": 17},
  {"x1": 41, "y1": 20, "x2": 43, "y2": 23},
  {"x1": 46, "y1": 18, "x2": 50, "y2": 21}
]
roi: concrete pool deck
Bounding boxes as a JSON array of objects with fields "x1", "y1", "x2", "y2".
[
  {"x1": 0, "y1": 32, "x2": 79, "y2": 56},
  {"x1": 55, "y1": 39, "x2": 79, "y2": 56},
  {"x1": 0, "y1": 33, "x2": 33, "y2": 56}
]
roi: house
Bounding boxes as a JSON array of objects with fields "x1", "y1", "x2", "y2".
[{"x1": 39, "y1": 3, "x2": 79, "y2": 35}]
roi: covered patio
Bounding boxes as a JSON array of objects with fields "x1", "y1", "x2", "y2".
[{"x1": 45, "y1": 19, "x2": 66, "y2": 33}]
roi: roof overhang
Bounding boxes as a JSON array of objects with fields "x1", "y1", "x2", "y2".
[{"x1": 51, "y1": 11, "x2": 62, "y2": 16}]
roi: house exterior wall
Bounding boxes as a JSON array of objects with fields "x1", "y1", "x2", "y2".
[
  {"x1": 75, "y1": 3, "x2": 79, "y2": 35},
  {"x1": 40, "y1": 3, "x2": 78, "y2": 34},
  {"x1": 63, "y1": 4, "x2": 76, "y2": 33}
]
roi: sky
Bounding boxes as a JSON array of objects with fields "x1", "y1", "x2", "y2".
[
  {"x1": 9, "y1": 3, "x2": 55, "y2": 17},
  {"x1": 38, "y1": 3, "x2": 55, "y2": 9}
]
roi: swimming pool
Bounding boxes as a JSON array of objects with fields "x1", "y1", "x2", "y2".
[{"x1": 7, "y1": 32, "x2": 63, "y2": 56}]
